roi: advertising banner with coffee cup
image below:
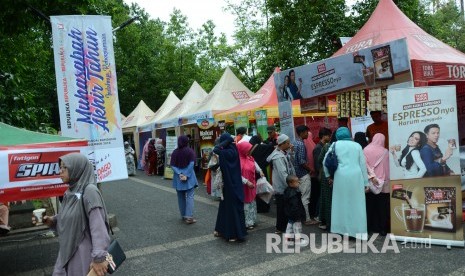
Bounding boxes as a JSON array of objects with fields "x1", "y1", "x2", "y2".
[
  {"x1": 197, "y1": 118, "x2": 217, "y2": 169},
  {"x1": 387, "y1": 85, "x2": 463, "y2": 245},
  {"x1": 273, "y1": 38, "x2": 411, "y2": 99}
]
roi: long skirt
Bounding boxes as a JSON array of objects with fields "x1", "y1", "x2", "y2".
[
  {"x1": 215, "y1": 190, "x2": 247, "y2": 240},
  {"x1": 244, "y1": 201, "x2": 257, "y2": 227}
]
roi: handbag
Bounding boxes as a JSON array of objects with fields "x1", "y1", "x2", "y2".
[
  {"x1": 82, "y1": 185, "x2": 126, "y2": 274},
  {"x1": 324, "y1": 142, "x2": 338, "y2": 177},
  {"x1": 106, "y1": 239, "x2": 126, "y2": 274},
  {"x1": 367, "y1": 150, "x2": 388, "y2": 194}
]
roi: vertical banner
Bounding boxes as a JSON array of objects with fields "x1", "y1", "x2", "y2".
[
  {"x1": 51, "y1": 15, "x2": 126, "y2": 182},
  {"x1": 164, "y1": 136, "x2": 178, "y2": 179},
  {"x1": 254, "y1": 110, "x2": 268, "y2": 140},
  {"x1": 234, "y1": 116, "x2": 249, "y2": 131},
  {"x1": 278, "y1": 101, "x2": 296, "y2": 142},
  {"x1": 197, "y1": 118, "x2": 217, "y2": 169},
  {"x1": 387, "y1": 85, "x2": 463, "y2": 246}
]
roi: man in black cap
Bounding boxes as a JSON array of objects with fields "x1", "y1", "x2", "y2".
[{"x1": 265, "y1": 125, "x2": 278, "y2": 146}]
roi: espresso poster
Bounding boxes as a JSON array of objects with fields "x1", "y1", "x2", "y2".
[
  {"x1": 387, "y1": 85, "x2": 463, "y2": 242},
  {"x1": 390, "y1": 176, "x2": 462, "y2": 241}
]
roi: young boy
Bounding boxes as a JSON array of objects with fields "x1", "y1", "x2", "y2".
[{"x1": 283, "y1": 175, "x2": 308, "y2": 246}]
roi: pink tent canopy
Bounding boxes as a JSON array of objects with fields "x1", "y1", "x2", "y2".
[{"x1": 333, "y1": 0, "x2": 465, "y2": 86}]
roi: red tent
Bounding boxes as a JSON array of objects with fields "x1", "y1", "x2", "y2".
[
  {"x1": 333, "y1": 0, "x2": 465, "y2": 87},
  {"x1": 333, "y1": 0, "x2": 465, "y2": 141}
]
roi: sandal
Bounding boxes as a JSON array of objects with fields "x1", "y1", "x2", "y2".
[
  {"x1": 185, "y1": 218, "x2": 197, "y2": 224},
  {"x1": 228, "y1": 238, "x2": 237, "y2": 242},
  {"x1": 213, "y1": 231, "x2": 221, "y2": 237}
]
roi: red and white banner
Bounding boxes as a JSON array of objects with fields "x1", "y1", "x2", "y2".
[
  {"x1": 51, "y1": 15, "x2": 127, "y2": 182},
  {"x1": 0, "y1": 141, "x2": 87, "y2": 202}
]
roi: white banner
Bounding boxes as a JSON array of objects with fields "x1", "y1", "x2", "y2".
[
  {"x1": 387, "y1": 85, "x2": 463, "y2": 244},
  {"x1": 278, "y1": 101, "x2": 295, "y2": 142},
  {"x1": 388, "y1": 86, "x2": 460, "y2": 180},
  {"x1": 51, "y1": 15, "x2": 126, "y2": 182},
  {"x1": 274, "y1": 38, "x2": 411, "y2": 99}
]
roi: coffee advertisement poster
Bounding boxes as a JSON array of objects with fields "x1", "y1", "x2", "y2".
[
  {"x1": 387, "y1": 86, "x2": 463, "y2": 242},
  {"x1": 197, "y1": 118, "x2": 217, "y2": 169},
  {"x1": 163, "y1": 135, "x2": 178, "y2": 179},
  {"x1": 390, "y1": 177, "x2": 462, "y2": 241}
]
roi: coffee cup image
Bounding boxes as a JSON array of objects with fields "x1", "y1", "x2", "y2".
[
  {"x1": 427, "y1": 213, "x2": 453, "y2": 229},
  {"x1": 362, "y1": 67, "x2": 375, "y2": 87},
  {"x1": 394, "y1": 203, "x2": 425, "y2": 233},
  {"x1": 448, "y1": 138, "x2": 457, "y2": 149},
  {"x1": 32, "y1": 208, "x2": 46, "y2": 226}
]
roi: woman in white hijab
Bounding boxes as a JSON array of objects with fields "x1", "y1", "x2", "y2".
[{"x1": 43, "y1": 153, "x2": 110, "y2": 276}]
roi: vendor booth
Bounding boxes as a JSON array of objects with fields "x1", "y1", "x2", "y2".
[
  {"x1": 275, "y1": 0, "x2": 465, "y2": 247},
  {"x1": 122, "y1": 100, "x2": 156, "y2": 158}
]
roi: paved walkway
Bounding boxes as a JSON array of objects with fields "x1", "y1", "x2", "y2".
[{"x1": 1, "y1": 173, "x2": 464, "y2": 275}]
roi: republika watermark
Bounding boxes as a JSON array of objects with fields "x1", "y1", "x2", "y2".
[{"x1": 266, "y1": 233, "x2": 431, "y2": 253}]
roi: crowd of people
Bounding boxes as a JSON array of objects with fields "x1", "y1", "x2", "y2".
[{"x1": 174, "y1": 113, "x2": 399, "y2": 243}]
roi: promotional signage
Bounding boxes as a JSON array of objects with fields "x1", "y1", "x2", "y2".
[
  {"x1": 163, "y1": 136, "x2": 178, "y2": 179},
  {"x1": 274, "y1": 38, "x2": 411, "y2": 99},
  {"x1": 234, "y1": 116, "x2": 249, "y2": 131},
  {"x1": 387, "y1": 85, "x2": 463, "y2": 246},
  {"x1": 197, "y1": 118, "x2": 217, "y2": 169},
  {"x1": 278, "y1": 101, "x2": 296, "y2": 142},
  {"x1": 254, "y1": 110, "x2": 268, "y2": 140},
  {"x1": 51, "y1": 15, "x2": 127, "y2": 182},
  {"x1": 0, "y1": 140, "x2": 88, "y2": 202}
]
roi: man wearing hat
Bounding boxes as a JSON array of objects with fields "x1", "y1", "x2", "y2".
[
  {"x1": 265, "y1": 125, "x2": 279, "y2": 146},
  {"x1": 266, "y1": 134, "x2": 296, "y2": 233},
  {"x1": 292, "y1": 125, "x2": 316, "y2": 225}
]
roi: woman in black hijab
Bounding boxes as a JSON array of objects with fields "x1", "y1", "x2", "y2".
[{"x1": 213, "y1": 133, "x2": 247, "y2": 242}]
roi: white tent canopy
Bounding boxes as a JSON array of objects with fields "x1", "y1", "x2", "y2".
[
  {"x1": 122, "y1": 100, "x2": 155, "y2": 133},
  {"x1": 183, "y1": 67, "x2": 254, "y2": 124},
  {"x1": 139, "y1": 91, "x2": 180, "y2": 131},
  {"x1": 156, "y1": 81, "x2": 208, "y2": 129}
]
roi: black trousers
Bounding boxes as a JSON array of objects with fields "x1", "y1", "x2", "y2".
[
  {"x1": 309, "y1": 177, "x2": 320, "y2": 219},
  {"x1": 275, "y1": 194, "x2": 287, "y2": 232},
  {"x1": 366, "y1": 192, "x2": 390, "y2": 234}
]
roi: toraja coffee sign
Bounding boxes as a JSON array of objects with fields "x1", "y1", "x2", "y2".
[
  {"x1": 274, "y1": 38, "x2": 411, "y2": 99},
  {"x1": 412, "y1": 62, "x2": 465, "y2": 81}
]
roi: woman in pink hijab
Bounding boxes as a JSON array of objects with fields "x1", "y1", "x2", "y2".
[
  {"x1": 237, "y1": 142, "x2": 263, "y2": 230},
  {"x1": 363, "y1": 133, "x2": 390, "y2": 236}
]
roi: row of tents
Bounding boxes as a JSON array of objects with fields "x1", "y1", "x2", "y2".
[{"x1": 120, "y1": 67, "x2": 329, "y2": 157}]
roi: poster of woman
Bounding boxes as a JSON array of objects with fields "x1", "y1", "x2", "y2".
[
  {"x1": 388, "y1": 86, "x2": 460, "y2": 180},
  {"x1": 387, "y1": 85, "x2": 463, "y2": 244}
]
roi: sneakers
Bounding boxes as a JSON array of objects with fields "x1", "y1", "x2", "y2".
[{"x1": 184, "y1": 218, "x2": 197, "y2": 224}]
